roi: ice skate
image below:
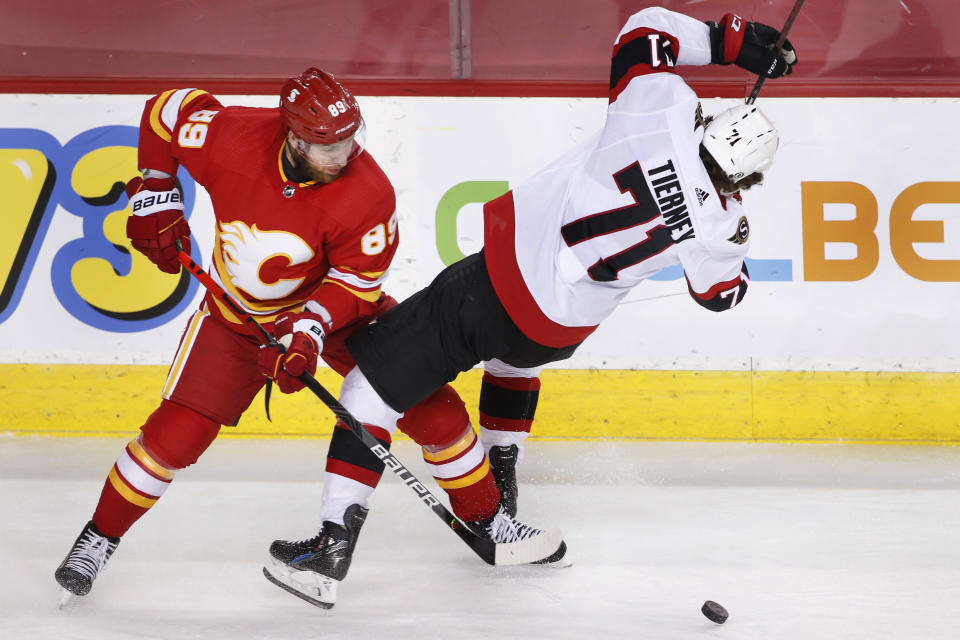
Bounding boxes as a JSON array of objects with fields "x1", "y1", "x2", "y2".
[
  {"x1": 55, "y1": 520, "x2": 121, "y2": 600},
  {"x1": 488, "y1": 444, "x2": 519, "y2": 517},
  {"x1": 263, "y1": 503, "x2": 368, "y2": 609},
  {"x1": 467, "y1": 502, "x2": 570, "y2": 567}
]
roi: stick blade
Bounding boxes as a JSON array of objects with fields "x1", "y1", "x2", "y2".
[{"x1": 494, "y1": 528, "x2": 567, "y2": 566}]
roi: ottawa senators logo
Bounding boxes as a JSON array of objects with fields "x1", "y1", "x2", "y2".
[{"x1": 727, "y1": 216, "x2": 749, "y2": 244}]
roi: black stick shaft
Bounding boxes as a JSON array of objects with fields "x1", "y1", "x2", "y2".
[
  {"x1": 173, "y1": 244, "x2": 496, "y2": 563},
  {"x1": 745, "y1": 0, "x2": 805, "y2": 105}
]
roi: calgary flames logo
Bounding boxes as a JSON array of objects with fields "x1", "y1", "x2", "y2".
[{"x1": 218, "y1": 221, "x2": 314, "y2": 300}]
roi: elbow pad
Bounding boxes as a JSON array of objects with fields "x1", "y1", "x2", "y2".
[{"x1": 687, "y1": 262, "x2": 749, "y2": 312}]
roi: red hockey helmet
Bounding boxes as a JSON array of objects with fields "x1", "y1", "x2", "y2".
[{"x1": 280, "y1": 67, "x2": 363, "y2": 145}]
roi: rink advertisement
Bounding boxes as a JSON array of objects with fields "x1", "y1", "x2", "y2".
[{"x1": 1, "y1": 94, "x2": 958, "y2": 441}]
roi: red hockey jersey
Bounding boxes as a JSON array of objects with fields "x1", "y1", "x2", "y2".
[
  {"x1": 137, "y1": 89, "x2": 398, "y2": 335},
  {"x1": 484, "y1": 7, "x2": 752, "y2": 348}
]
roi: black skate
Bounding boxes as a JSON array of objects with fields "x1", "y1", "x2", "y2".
[
  {"x1": 467, "y1": 503, "x2": 569, "y2": 567},
  {"x1": 262, "y1": 503, "x2": 368, "y2": 609},
  {"x1": 55, "y1": 520, "x2": 121, "y2": 600},
  {"x1": 488, "y1": 444, "x2": 519, "y2": 517}
]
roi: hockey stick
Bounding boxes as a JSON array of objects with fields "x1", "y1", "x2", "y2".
[
  {"x1": 745, "y1": 0, "x2": 805, "y2": 105},
  {"x1": 173, "y1": 242, "x2": 562, "y2": 566}
]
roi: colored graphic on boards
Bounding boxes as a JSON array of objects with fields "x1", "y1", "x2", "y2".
[{"x1": 0, "y1": 126, "x2": 199, "y2": 331}]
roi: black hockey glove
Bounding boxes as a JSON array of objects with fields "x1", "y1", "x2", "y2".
[{"x1": 707, "y1": 13, "x2": 797, "y2": 78}]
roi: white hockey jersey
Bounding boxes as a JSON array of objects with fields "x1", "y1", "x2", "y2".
[{"x1": 484, "y1": 7, "x2": 752, "y2": 348}]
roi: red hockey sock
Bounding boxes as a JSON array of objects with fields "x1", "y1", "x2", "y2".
[
  {"x1": 400, "y1": 384, "x2": 501, "y2": 522},
  {"x1": 92, "y1": 436, "x2": 177, "y2": 538},
  {"x1": 446, "y1": 471, "x2": 500, "y2": 523},
  {"x1": 92, "y1": 401, "x2": 219, "y2": 538},
  {"x1": 423, "y1": 427, "x2": 500, "y2": 522}
]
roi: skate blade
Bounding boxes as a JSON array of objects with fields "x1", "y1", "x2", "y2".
[
  {"x1": 493, "y1": 527, "x2": 566, "y2": 566},
  {"x1": 262, "y1": 558, "x2": 337, "y2": 609}
]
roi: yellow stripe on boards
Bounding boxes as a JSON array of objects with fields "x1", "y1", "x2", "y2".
[{"x1": 1, "y1": 364, "x2": 958, "y2": 443}]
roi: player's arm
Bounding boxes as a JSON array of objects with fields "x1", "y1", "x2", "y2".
[
  {"x1": 311, "y1": 192, "x2": 399, "y2": 330},
  {"x1": 126, "y1": 89, "x2": 224, "y2": 273},
  {"x1": 611, "y1": 7, "x2": 796, "y2": 94},
  {"x1": 609, "y1": 7, "x2": 734, "y2": 112},
  {"x1": 686, "y1": 261, "x2": 749, "y2": 313},
  {"x1": 614, "y1": 7, "x2": 713, "y2": 72},
  {"x1": 138, "y1": 88, "x2": 224, "y2": 178},
  {"x1": 678, "y1": 197, "x2": 752, "y2": 313},
  {"x1": 706, "y1": 12, "x2": 797, "y2": 79},
  {"x1": 257, "y1": 197, "x2": 399, "y2": 392}
]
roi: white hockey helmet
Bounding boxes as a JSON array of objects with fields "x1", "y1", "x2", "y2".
[{"x1": 702, "y1": 104, "x2": 779, "y2": 182}]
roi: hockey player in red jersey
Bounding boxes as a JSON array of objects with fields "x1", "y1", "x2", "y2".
[
  {"x1": 55, "y1": 67, "x2": 562, "y2": 604},
  {"x1": 265, "y1": 4, "x2": 797, "y2": 605}
]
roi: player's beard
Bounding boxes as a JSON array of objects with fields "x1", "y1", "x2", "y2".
[{"x1": 285, "y1": 143, "x2": 344, "y2": 185}]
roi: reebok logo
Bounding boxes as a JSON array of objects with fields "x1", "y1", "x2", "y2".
[{"x1": 695, "y1": 187, "x2": 710, "y2": 205}]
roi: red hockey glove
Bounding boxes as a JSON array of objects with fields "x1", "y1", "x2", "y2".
[
  {"x1": 708, "y1": 14, "x2": 797, "y2": 78},
  {"x1": 125, "y1": 175, "x2": 191, "y2": 274},
  {"x1": 256, "y1": 309, "x2": 327, "y2": 394}
]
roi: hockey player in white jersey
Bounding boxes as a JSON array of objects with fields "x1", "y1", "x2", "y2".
[{"x1": 265, "y1": 6, "x2": 796, "y2": 607}]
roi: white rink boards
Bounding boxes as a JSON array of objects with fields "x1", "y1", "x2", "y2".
[{"x1": 1, "y1": 94, "x2": 958, "y2": 372}]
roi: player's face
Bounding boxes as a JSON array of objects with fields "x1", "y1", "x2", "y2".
[{"x1": 286, "y1": 132, "x2": 360, "y2": 184}]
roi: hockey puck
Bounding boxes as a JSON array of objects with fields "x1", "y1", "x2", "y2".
[{"x1": 701, "y1": 600, "x2": 728, "y2": 624}]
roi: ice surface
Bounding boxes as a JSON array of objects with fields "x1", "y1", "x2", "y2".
[{"x1": 2, "y1": 436, "x2": 959, "y2": 639}]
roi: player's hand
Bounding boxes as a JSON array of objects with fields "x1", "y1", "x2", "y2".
[
  {"x1": 257, "y1": 310, "x2": 326, "y2": 393},
  {"x1": 125, "y1": 175, "x2": 191, "y2": 274},
  {"x1": 708, "y1": 13, "x2": 797, "y2": 78}
]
